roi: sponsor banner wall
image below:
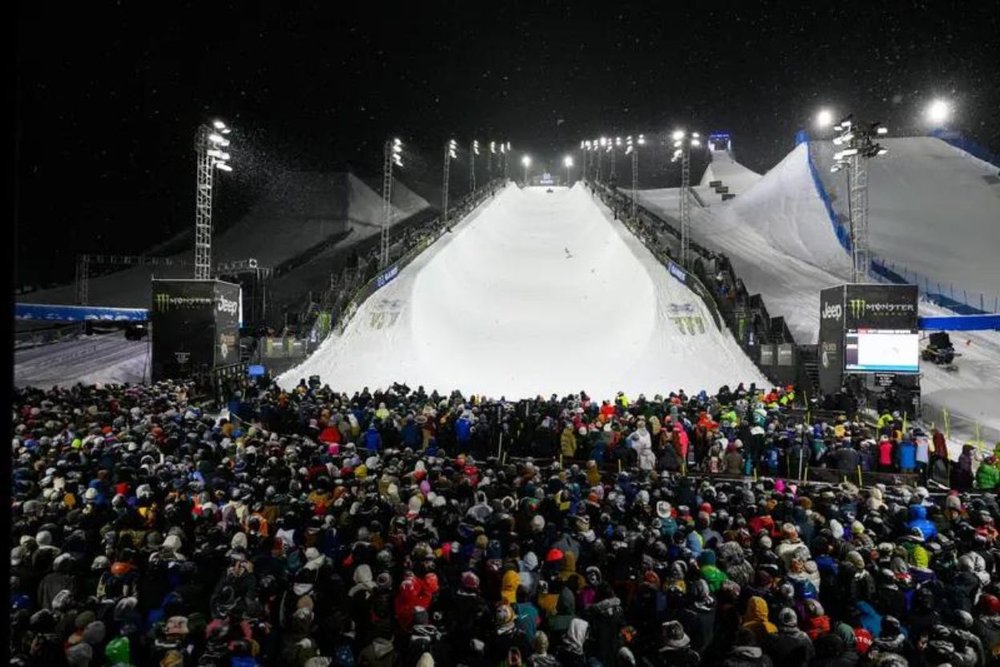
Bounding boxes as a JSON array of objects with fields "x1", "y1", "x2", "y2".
[
  {"x1": 214, "y1": 281, "x2": 241, "y2": 366},
  {"x1": 818, "y1": 285, "x2": 845, "y2": 395},
  {"x1": 151, "y1": 279, "x2": 242, "y2": 381}
]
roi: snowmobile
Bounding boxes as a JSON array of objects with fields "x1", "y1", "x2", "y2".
[{"x1": 921, "y1": 331, "x2": 958, "y2": 370}]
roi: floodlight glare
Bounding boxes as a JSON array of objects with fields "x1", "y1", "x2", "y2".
[
  {"x1": 563, "y1": 156, "x2": 573, "y2": 167},
  {"x1": 522, "y1": 155, "x2": 531, "y2": 166},
  {"x1": 213, "y1": 120, "x2": 226, "y2": 130},
  {"x1": 816, "y1": 109, "x2": 834, "y2": 129},
  {"x1": 208, "y1": 133, "x2": 227, "y2": 145},
  {"x1": 926, "y1": 99, "x2": 950, "y2": 125},
  {"x1": 672, "y1": 130, "x2": 685, "y2": 141},
  {"x1": 216, "y1": 162, "x2": 232, "y2": 172},
  {"x1": 877, "y1": 126, "x2": 888, "y2": 135},
  {"x1": 691, "y1": 139, "x2": 701, "y2": 147},
  {"x1": 638, "y1": 134, "x2": 646, "y2": 145}
]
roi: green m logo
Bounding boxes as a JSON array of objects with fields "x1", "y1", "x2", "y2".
[
  {"x1": 154, "y1": 293, "x2": 171, "y2": 311},
  {"x1": 849, "y1": 298, "x2": 866, "y2": 319}
]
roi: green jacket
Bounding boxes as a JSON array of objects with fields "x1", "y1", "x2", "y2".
[
  {"x1": 976, "y1": 462, "x2": 1000, "y2": 490},
  {"x1": 700, "y1": 564, "x2": 729, "y2": 593}
]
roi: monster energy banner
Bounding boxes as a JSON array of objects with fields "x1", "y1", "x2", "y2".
[
  {"x1": 844, "y1": 284, "x2": 918, "y2": 330},
  {"x1": 818, "y1": 286, "x2": 846, "y2": 395},
  {"x1": 151, "y1": 279, "x2": 241, "y2": 381}
]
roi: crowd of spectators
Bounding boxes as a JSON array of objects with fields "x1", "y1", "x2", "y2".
[{"x1": 10, "y1": 377, "x2": 1000, "y2": 666}]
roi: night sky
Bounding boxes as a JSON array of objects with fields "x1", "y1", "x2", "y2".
[{"x1": 15, "y1": 1, "x2": 1000, "y2": 286}]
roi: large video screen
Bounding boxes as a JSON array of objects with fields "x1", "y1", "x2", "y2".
[{"x1": 844, "y1": 330, "x2": 919, "y2": 373}]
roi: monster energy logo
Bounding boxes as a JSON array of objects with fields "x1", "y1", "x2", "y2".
[
  {"x1": 848, "y1": 298, "x2": 915, "y2": 319},
  {"x1": 849, "y1": 299, "x2": 866, "y2": 319},
  {"x1": 154, "y1": 293, "x2": 213, "y2": 311}
]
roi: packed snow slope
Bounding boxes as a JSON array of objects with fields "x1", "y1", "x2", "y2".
[
  {"x1": 700, "y1": 149, "x2": 762, "y2": 196},
  {"x1": 637, "y1": 142, "x2": 1000, "y2": 444},
  {"x1": 15, "y1": 332, "x2": 150, "y2": 388},
  {"x1": 27, "y1": 173, "x2": 428, "y2": 308},
  {"x1": 638, "y1": 144, "x2": 850, "y2": 344},
  {"x1": 282, "y1": 184, "x2": 766, "y2": 398},
  {"x1": 813, "y1": 137, "x2": 1000, "y2": 306}
]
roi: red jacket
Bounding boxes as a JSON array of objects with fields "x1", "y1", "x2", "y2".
[
  {"x1": 932, "y1": 431, "x2": 948, "y2": 459},
  {"x1": 879, "y1": 439, "x2": 894, "y2": 466},
  {"x1": 319, "y1": 426, "x2": 341, "y2": 444}
]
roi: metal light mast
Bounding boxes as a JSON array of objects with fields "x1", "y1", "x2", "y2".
[
  {"x1": 580, "y1": 141, "x2": 587, "y2": 182},
  {"x1": 380, "y1": 138, "x2": 403, "y2": 268},
  {"x1": 194, "y1": 120, "x2": 233, "y2": 279},
  {"x1": 626, "y1": 134, "x2": 645, "y2": 218},
  {"x1": 470, "y1": 140, "x2": 479, "y2": 193},
  {"x1": 489, "y1": 141, "x2": 496, "y2": 182},
  {"x1": 671, "y1": 130, "x2": 702, "y2": 269},
  {"x1": 597, "y1": 137, "x2": 606, "y2": 182},
  {"x1": 442, "y1": 139, "x2": 457, "y2": 224},
  {"x1": 831, "y1": 116, "x2": 889, "y2": 283},
  {"x1": 610, "y1": 136, "x2": 621, "y2": 183}
]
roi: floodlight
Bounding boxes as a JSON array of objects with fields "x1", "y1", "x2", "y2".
[
  {"x1": 672, "y1": 130, "x2": 685, "y2": 141},
  {"x1": 816, "y1": 109, "x2": 834, "y2": 129},
  {"x1": 216, "y1": 162, "x2": 233, "y2": 172},
  {"x1": 563, "y1": 156, "x2": 573, "y2": 167},
  {"x1": 522, "y1": 155, "x2": 531, "y2": 166},
  {"x1": 926, "y1": 99, "x2": 950, "y2": 125}
]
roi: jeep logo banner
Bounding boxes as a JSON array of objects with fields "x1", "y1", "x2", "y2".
[{"x1": 818, "y1": 286, "x2": 846, "y2": 395}]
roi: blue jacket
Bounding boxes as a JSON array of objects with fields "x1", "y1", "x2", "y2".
[
  {"x1": 363, "y1": 426, "x2": 381, "y2": 452},
  {"x1": 898, "y1": 440, "x2": 917, "y2": 470},
  {"x1": 455, "y1": 417, "x2": 472, "y2": 444},
  {"x1": 401, "y1": 422, "x2": 421, "y2": 448},
  {"x1": 856, "y1": 601, "x2": 882, "y2": 637},
  {"x1": 907, "y1": 504, "x2": 938, "y2": 540}
]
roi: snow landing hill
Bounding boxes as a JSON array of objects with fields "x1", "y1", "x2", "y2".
[{"x1": 637, "y1": 136, "x2": 1000, "y2": 444}]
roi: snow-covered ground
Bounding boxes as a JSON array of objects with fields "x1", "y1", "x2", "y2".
[
  {"x1": 15, "y1": 332, "x2": 151, "y2": 388},
  {"x1": 281, "y1": 184, "x2": 766, "y2": 398},
  {"x1": 26, "y1": 173, "x2": 429, "y2": 308},
  {"x1": 638, "y1": 140, "x2": 1000, "y2": 447},
  {"x1": 700, "y1": 149, "x2": 762, "y2": 198},
  {"x1": 814, "y1": 137, "x2": 1000, "y2": 308}
]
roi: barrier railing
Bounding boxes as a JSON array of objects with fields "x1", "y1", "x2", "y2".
[{"x1": 305, "y1": 180, "x2": 506, "y2": 345}]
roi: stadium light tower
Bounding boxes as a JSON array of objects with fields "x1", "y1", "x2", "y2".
[
  {"x1": 470, "y1": 140, "x2": 480, "y2": 192},
  {"x1": 442, "y1": 139, "x2": 458, "y2": 225},
  {"x1": 610, "y1": 136, "x2": 622, "y2": 182},
  {"x1": 579, "y1": 141, "x2": 587, "y2": 182},
  {"x1": 626, "y1": 134, "x2": 645, "y2": 218},
  {"x1": 926, "y1": 99, "x2": 951, "y2": 126},
  {"x1": 671, "y1": 129, "x2": 701, "y2": 269},
  {"x1": 831, "y1": 115, "x2": 889, "y2": 283},
  {"x1": 597, "y1": 137, "x2": 606, "y2": 182},
  {"x1": 380, "y1": 137, "x2": 403, "y2": 268},
  {"x1": 194, "y1": 119, "x2": 233, "y2": 279},
  {"x1": 522, "y1": 154, "x2": 531, "y2": 185},
  {"x1": 489, "y1": 141, "x2": 496, "y2": 181},
  {"x1": 563, "y1": 155, "x2": 574, "y2": 185}
]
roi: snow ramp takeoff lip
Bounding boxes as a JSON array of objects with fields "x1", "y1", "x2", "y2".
[{"x1": 282, "y1": 183, "x2": 765, "y2": 397}]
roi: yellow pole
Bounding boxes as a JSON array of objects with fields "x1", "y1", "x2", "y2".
[
  {"x1": 857, "y1": 465, "x2": 863, "y2": 488},
  {"x1": 804, "y1": 464, "x2": 810, "y2": 481},
  {"x1": 903, "y1": 411, "x2": 908, "y2": 434},
  {"x1": 560, "y1": 453, "x2": 564, "y2": 468},
  {"x1": 753, "y1": 467, "x2": 758, "y2": 482},
  {"x1": 618, "y1": 459, "x2": 623, "y2": 474},
  {"x1": 944, "y1": 408, "x2": 951, "y2": 440}
]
